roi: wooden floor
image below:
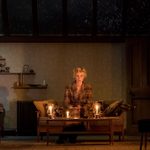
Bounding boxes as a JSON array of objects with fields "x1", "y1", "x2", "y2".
[{"x1": 0, "y1": 136, "x2": 150, "y2": 150}]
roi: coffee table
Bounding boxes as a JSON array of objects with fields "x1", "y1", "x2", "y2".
[{"x1": 46, "y1": 117, "x2": 119, "y2": 145}]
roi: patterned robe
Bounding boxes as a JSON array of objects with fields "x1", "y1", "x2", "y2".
[{"x1": 64, "y1": 81, "x2": 93, "y2": 108}]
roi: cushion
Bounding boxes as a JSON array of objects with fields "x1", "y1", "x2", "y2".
[
  {"x1": 33, "y1": 100, "x2": 56, "y2": 117},
  {"x1": 103, "y1": 100, "x2": 123, "y2": 117}
]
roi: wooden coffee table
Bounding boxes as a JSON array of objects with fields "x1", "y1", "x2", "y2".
[{"x1": 46, "y1": 117, "x2": 119, "y2": 145}]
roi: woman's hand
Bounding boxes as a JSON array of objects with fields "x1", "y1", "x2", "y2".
[{"x1": 75, "y1": 105, "x2": 81, "y2": 111}]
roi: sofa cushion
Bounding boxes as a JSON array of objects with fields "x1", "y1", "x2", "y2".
[
  {"x1": 103, "y1": 100, "x2": 123, "y2": 117},
  {"x1": 33, "y1": 100, "x2": 56, "y2": 117}
]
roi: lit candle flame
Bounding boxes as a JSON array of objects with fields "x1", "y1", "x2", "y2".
[
  {"x1": 49, "y1": 105, "x2": 53, "y2": 115},
  {"x1": 66, "y1": 110, "x2": 69, "y2": 118},
  {"x1": 95, "y1": 104, "x2": 99, "y2": 115}
]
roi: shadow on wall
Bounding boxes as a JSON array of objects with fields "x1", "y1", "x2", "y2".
[{"x1": 0, "y1": 86, "x2": 9, "y2": 111}]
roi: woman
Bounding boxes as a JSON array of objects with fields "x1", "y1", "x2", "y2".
[
  {"x1": 64, "y1": 67, "x2": 93, "y2": 117},
  {"x1": 65, "y1": 67, "x2": 92, "y2": 105},
  {"x1": 57, "y1": 67, "x2": 93, "y2": 143}
]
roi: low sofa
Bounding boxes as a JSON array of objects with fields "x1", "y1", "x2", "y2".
[{"x1": 33, "y1": 99, "x2": 128, "y2": 142}]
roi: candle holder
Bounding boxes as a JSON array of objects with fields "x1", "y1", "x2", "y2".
[
  {"x1": 47, "y1": 104, "x2": 55, "y2": 119},
  {"x1": 94, "y1": 113, "x2": 102, "y2": 119},
  {"x1": 95, "y1": 114, "x2": 100, "y2": 119}
]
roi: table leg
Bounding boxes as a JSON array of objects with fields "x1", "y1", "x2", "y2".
[
  {"x1": 46, "y1": 120, "x2": 49, "y2": 146},
  {"x1": 109, "y1": 119, "x2": 114, "y2": 145},
  {"x1": 140, "y1": 133, "x2": 143, "y2": 150},
  {"x1": 47, "y1": 131, "x2": 49, "y2": 145},
  {"x1": 144, "y1": 133, "x2": 147, "y2": 150}
]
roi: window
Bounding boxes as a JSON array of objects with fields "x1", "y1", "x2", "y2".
[
  {"x1": 97, "y1": 0, "x2": 123, "y2": 35},
  {"x1": 38, "y1": 0, "x2": 63, "y2": 36},
  {"x1": 0, "y1": 14, "x2": 3, "y2": 36},
  {"x1": 7, "y1": 0, "x2": 32, "y2": 35},
  {"x1": 0, "y1": 0, "x2": 149, "y2": 41},
  {"x1": 67, "y1": 0, "x2": 92, "y2": 36},
  {"x1": 126, "y1": 0, "x2": 150, "y2": 35},
  {"x1": 0, "y1": 0, "x2": 3, "y2": 35}
]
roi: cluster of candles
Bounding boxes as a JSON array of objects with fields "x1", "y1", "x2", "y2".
[{"x1": 48, "y1": 101, "x2": 101, "y2": 119}]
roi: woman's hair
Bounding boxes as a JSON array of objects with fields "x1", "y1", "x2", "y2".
[{"x1": 73, "y1": 67, "x2": 87, "y2": 79}]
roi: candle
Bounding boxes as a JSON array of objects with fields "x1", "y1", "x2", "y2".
[
  {"x1": 95, "y1": 104, "x2": 99, "y2": 115},
  {"x1": 49, "y1": 105, "x2": 53, "y2": 116},
  {"x1": 66, "y1": 110, "x2": 70, "y2": 118}
]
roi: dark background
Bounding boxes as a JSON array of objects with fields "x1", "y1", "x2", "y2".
[{"x1": 0, "y1": 0, "x2": 150, "y2": 39}]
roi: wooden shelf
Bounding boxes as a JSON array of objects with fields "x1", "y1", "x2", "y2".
[
  {"x1": 0, "y1": 58, "x2": 6, "y2": 60},
  {"x1": 0, "y1": 72, "x2": 35, "y2": 75},
  {"x1": 1, "y1": 72, "x2": 47, "y2": 89},
  {"x1": 0, "y1": 72, "x2": 12, "y2": 75},
  {"x1": 13, "y1": 84, "x2": 48, "y2": 89}
]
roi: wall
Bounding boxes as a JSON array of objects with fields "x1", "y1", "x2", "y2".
[{"x1": 0, "y1": 42, "x2": 126, "y2": 129}]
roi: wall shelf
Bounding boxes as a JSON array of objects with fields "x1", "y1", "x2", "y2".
[
  {"x1": 0, "y1": 72, "x2": 47, "y2": 89},
  {"x1": 0, "y1": 58, "x2": 6, "y2": 60},
  {"x1": 0, "y1": 72, "x2": 35, "y2": 75},
  {"x1": 13, "y1": 84, "x2": 48, "y2": 89}
]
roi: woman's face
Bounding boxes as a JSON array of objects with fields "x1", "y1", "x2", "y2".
[{"x1": 75, "y1": 72, "x2": 85, "y2": 83}]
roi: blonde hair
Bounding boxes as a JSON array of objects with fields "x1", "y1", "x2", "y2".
[{"x1": 73, "y1": 67, "x2": 87, "y2": 79}]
